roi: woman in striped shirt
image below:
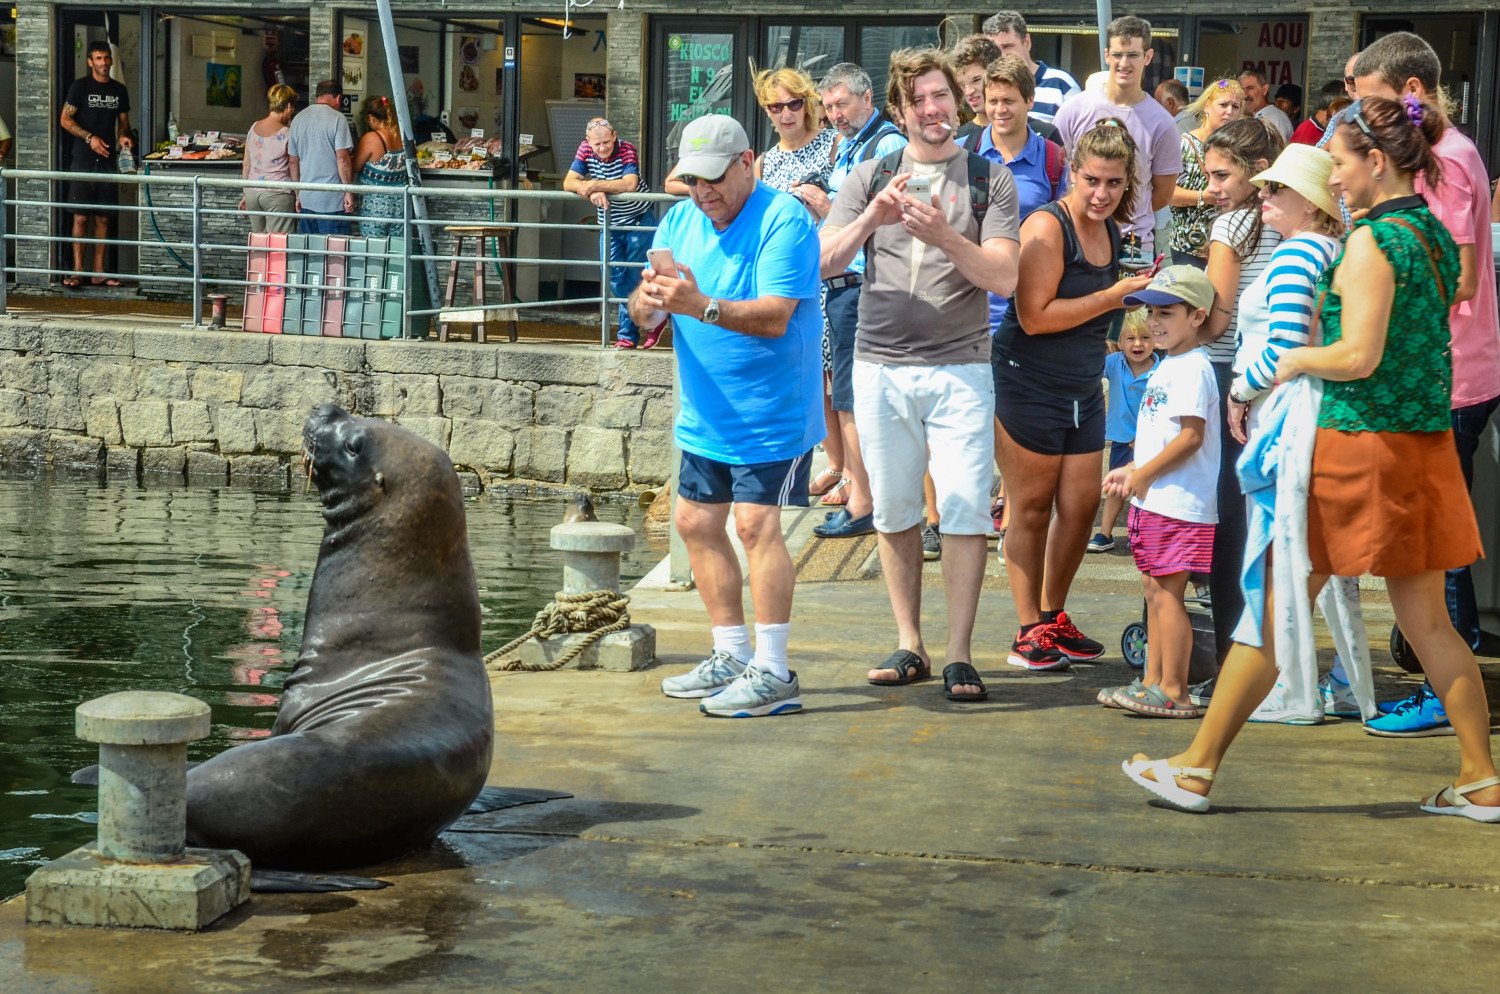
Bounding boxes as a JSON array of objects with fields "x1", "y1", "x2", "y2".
[{"x1": 1226, "y1": 144, "x2": 1344, "y2": 443}]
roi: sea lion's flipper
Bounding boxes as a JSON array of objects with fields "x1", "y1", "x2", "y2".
[
  {"x1": 463, "y1": 786, "x2": 573, "y2": 814},
  {"x1": 250, "y1": 869, "x2": 390, "y2": 893}
]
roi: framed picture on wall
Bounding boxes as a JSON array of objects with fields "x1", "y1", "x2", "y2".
[
  {"x1": 343, "y1": 61, "x2": 365, "y2": 91},
  {"x1": 574, "y1": 73, "x2": 605, "y2": 100},
  {"x1": 206, "y1": 63, "x2": 242, "y2": 108},
  {"x1": 342, "y1": 30, "x2": 365, "y2": 58}
]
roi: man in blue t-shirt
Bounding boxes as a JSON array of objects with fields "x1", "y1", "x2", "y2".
[{"x1": 628, "y1": 114, "x2": 822, "y2": 719}]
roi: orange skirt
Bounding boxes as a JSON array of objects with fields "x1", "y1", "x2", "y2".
[{"x1": 1307, "y1": 428, "x2": 1483, "y2": 577}]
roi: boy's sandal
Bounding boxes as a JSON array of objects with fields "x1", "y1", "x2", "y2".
[
  {"x1": 867, "y1": 649, "x2": 930, "y2": 686},
  {"x1": 1121, "y1": 758, "x2": 1215, "y2": 814},
  {"x1": 942, "y1": 662, "x2": 988, "y2": 702},
  {"x1": 1112, "y1": 683, "x2": 1203, "y2": 718},
  {"x1": 820, "y1": 477, "x2": 850, "y2": 505},
  {"x1": 1419, "y1": 774, "x2": 1500, "y2": 823},
  {"x1": 808, "y1": 466, "x2": 844, "y2": 497},
  {"x1": 1098, "y1": 677, "x2": 1144, "y2": 708}
]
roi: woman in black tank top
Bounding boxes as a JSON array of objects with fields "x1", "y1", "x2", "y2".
[{"x1": 993, "y1": 120, "x2": 1155, "y2": 671}]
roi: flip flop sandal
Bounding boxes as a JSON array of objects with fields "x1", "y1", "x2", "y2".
[
  {"x1": 1113, "y1": 683, "x2": 1203, "y2": 718},
  {"x1": 62, "y1": 276, "x2": 83, "y2": 289},
  {"x1": 1419, "y1": 774, "x2": 1500, "y2": 823},
  {"x1": 808, "y1": 466, "x2": 844, "y2": 497},
  {"x1": 942, "y1": 662, "x2": 988, "y2": 702},
  {"x1": 867, "y1": 649, "x2": 930, "y2": 686},
  {"x1": 91, "y1": 277, "x2": 124, "y2": 288},
  {"x1": 820, "y1": 477, "x2": 850, "y2": 505},
  {"x1": 1121, "y1": 758, "x2": 1215, "y2": 813}
]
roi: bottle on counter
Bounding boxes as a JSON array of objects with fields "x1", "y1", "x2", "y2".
[{"x1": 167, "y1": 112, "x2": 179, "y2": 143}]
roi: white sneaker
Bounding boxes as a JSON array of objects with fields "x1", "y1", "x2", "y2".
[
  {"x1": 699, "y1": 667, "x2": 803, "y2": 717},
  {"x1": 660, "y1": 650, "x2": 747, "y2": 699},
  {"x1": 1248, "y1": 682, "x2": 1324, "y2": 725},
  {"x1": 1318, "y1": 673, "x2": 1362, "y2": 719}
]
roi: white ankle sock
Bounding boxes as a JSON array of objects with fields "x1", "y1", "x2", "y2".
[
  {"x1": 712, "y1": 625, "x2": 752, "y2": 664},
  {"x1": 752, "y1": 622, "x2": 791, "y2": 681}
]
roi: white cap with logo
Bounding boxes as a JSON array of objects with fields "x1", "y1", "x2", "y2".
[{"x1": 674, "y1": 115, "x2": 751, "y2": 182}]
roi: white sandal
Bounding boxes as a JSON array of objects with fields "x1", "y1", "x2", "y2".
[
  {"x1": 1419, "y1": 775, "x2": 1500, "y2": 823},
  {"x1": 1121, "y1": 758, "x2": 1215, "y2": 814}
]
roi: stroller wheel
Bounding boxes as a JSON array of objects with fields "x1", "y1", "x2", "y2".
[
  {"x1": 1390, "y1": 623, "x2": 1423, "y2": 674},
  {"x1": 1121, "y1": 621, "x2": 1148, "y2": 670}
]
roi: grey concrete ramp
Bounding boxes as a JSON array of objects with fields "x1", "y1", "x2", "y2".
[{"x1": 2, "y1": 538, "x2": 1497, "y2": 992}]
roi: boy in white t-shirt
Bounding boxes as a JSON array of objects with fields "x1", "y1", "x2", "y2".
[{"x1": 1099, "y1": 266, "x2": 1221, "y2": 717}]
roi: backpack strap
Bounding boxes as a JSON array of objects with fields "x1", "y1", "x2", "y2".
[
  {"x1": 1043, "y1": 138, "x2": 1065, "y2": 199},
  {"x1": 855, "y1": 114, "x2": 902, "y2": 163},
  {"x1": 868, "y1": 147, "x2": 994, "y2": 231},
  {"x1": 1377, "y1": 216, "x2": 1450, "y2": 308}
]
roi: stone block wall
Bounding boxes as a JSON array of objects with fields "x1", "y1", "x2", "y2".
[{"x1": 0, "y1": 320, "x2": 673, "y2": 491}]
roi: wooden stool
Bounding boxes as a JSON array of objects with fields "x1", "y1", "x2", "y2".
[{"x1": 439, "y1": 224, "x2": 519, "y2": 343}]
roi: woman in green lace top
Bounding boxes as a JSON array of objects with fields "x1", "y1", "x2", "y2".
[{"x1": 1122, "y1": 95, "x2": 1500, "y2": 823}]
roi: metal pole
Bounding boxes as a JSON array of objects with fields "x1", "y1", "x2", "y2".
[
  {"x1": 190, "y1": 174, "x2": 203, "y2": 327},
  {"x1": 401, "y1": 189, "x2": 414, "y2": 338},
  {"x1": 375, "y1": 0, "x2": 440, "y2": 316},
  {"x1": 0, "y1": 167, "x2": 8, "y2": 316},
  {"x1": 1096, "y1": 0, "x2": 1114, "y2": 71},
  {"x1": 598, "y1": 207, "x2": 612, "y2": 346}
]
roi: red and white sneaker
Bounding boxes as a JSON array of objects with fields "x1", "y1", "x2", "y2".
[
  {"x1": 1007, "y1": 625, "x2": 1070, "y2": 671},
  {"x1": 640, "y1": 319, "x2": 668, "y2": 350},
  {"x1": 1048, "y1": 611, "x2": 1105, "y2": 661}
]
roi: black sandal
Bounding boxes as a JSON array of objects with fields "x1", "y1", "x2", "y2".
[
  {"x1": 868, "y1": 649, "x2": 931, "y2": 686},
  {"x1": 942, "y1": 662, "x2": 989, "y2": 702}
]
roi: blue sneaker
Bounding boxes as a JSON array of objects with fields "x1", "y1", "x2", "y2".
[
  {"x1": 1375, "y1": 682, "x2": 1427, "y2": 716},
  {"x1": 1363, "y1": 683, "x2": 1453, "y2": 737}
]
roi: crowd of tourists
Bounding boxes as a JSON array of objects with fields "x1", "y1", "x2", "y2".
[{"x1": 629, "y1": 14, "x2": 1500, "y2": 825}]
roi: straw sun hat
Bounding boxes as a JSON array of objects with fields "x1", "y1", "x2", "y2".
[{"x1": 1251, "y1": 143, "x2": 1338, "y2": 223}]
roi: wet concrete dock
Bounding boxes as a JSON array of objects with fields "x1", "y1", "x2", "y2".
[{"x1": 3, "y1": 505, "x2": 1498, "y2": 993}]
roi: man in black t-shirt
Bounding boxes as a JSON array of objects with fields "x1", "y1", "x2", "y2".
[{"x1": 58, "y1": 41, "x2": 133, "y2": 288}]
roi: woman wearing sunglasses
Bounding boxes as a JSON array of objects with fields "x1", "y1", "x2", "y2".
[{"x1": 751, "y1": 67, "x2": 836, "y2": 219}]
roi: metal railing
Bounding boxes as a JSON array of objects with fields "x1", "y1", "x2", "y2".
[{"x1": 0, "y1": 167, "x2": 675, "y2": 343}]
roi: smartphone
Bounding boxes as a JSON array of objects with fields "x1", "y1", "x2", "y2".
[
  {"x1": 905, "y1": 174, "x2": 932, "y2": 200},
  {"x1": 1145, "y1": 253, "x2": 1166, "y2": 276},
  {"x1": 646, "y1": 247, "x2": 678, "y2": 277}
]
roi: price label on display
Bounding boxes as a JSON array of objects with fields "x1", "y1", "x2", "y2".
[
  {"x1": 519, "y1": 133, "x2": 534, "y2": 145},
  {"x1": 470, "y1": 128, "x2": 484, "y2": 139}
]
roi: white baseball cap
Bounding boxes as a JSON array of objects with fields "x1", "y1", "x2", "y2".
[{"x1": 674, "y1": 115, "x2": 750, "y2": 181}]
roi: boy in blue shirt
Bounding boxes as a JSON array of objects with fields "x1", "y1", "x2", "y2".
[{"x1": 1089, "y1": 309, "x2": 1158, "y2": 552}]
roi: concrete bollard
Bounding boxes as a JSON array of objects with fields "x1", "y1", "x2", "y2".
[
  {"x1": 78, "y1": 691, "x2": 210, "y2": 862},
  {"x1": 512, "y1": 520, "x2": 657, "y2": 672},
  {"x1": 25, "y1": 691, "x2": 250, "y2": 931},
  {"x1": 551, "y1": 520, "x2": 636, "y2": 594}
]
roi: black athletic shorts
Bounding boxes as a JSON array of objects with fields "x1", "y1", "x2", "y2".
[{"x1": 992, "y1": 354, "x2": 1105, "y2": 457}]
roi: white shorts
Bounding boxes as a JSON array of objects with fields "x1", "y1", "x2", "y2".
[{"x1": 852, "y1": 360, "x2": 995, "y2": 535}]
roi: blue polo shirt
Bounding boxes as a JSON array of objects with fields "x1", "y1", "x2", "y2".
[
  {"x1": 974, "y1": 126, "x2": 1062, "y2": 331},
  {"x1": 654, "y1": 182, "x2": 824, "y2": 465},
  {"x1": 1104, "y1": 349, "x2": 1162, "y2": 443},
  {"x1": 826, "y1": 113, "x2": 907, "y2": 276}
]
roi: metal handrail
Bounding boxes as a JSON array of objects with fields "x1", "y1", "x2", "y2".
[{"x1": 0, "y1": 166, "x2": 675, "y2": 338}]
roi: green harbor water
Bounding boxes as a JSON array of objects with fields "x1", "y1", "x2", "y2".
[{"x1": 0, "y1": 473, "x2": 658, "y2": 900}]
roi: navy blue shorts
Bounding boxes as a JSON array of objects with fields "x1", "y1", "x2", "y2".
[
  {"x1": 992, "y1": 358, "x2": 1105, "y2": 457},
  {"x1": 824, "y1": 282, "x2": 860, "y2": 412},
  {"x1": 678, "y1": 449, "x2": 813, "y2": 506},
  {"x1": 1108, "y1": 440, "x2": 1135, "y2": 471}
]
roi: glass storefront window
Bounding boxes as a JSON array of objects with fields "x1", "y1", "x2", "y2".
[
  {"x1": 859, "y1": 24, "x2": 940, "y2": 108},
  {"x1": 661, "y1": 29, "x2": 737, "y2": 165},
  {"x1": 765, "y1": 24, "x2": 844, "y2": 77}
]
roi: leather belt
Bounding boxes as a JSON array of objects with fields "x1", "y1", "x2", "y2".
[{"x1": 823, "y1": 273, "x2": 863, "y2": 290}]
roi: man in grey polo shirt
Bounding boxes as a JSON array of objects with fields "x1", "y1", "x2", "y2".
[
  {"x1": 288, "y1": 79, "x2": 355, "y2": 235},
  {"x1": 820, "y1": 48, "x2": 1020, "y2": 701}
]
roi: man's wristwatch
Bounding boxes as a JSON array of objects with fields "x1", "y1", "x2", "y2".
[{"x1": 701, "y1": 298, "x2": 721, "y2": 325}]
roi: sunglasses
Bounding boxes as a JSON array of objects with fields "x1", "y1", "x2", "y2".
[
  {"x1": 678, "y1": 171, "x2": 733, "y2": 188},
  {"x1": 1343, "y1": 75, "x2": 1356, "y2": 85},
  {"x1": 765, "y1": 97, "x2": 806, "y2": 115},
  {"x1": 1263, "y1": 181, "x2": 1286, "y2": 195}
]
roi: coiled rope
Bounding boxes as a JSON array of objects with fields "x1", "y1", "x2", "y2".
[{"x1": 484, "y1": 589, "x2": 631, "y2": 671}]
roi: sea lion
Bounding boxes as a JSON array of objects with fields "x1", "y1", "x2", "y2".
[
  {"x1": 183, "y1": 404, "x2": 493, "y2": 870},
  {"x1": 562, "y1": 492, "x2": 597, "y2": 523}
]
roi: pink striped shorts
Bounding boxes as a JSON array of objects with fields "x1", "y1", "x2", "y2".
[{"x1": 1128, "y1": 504, "x2": 1215, "y2": 577}]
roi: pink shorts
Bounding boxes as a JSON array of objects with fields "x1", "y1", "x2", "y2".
[{"x1": 1128, "y1": 504, "x2": 1215, "y2": 577}]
